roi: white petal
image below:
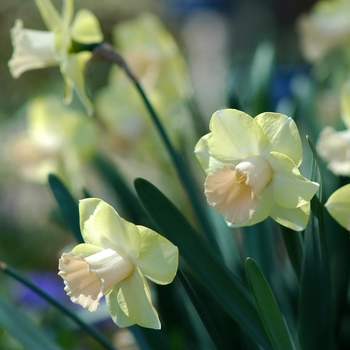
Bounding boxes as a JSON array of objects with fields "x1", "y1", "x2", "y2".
[{"x1": 8, "y1": 19, "x2": 58, "y2": 78}]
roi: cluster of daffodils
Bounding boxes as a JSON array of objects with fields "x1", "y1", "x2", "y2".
[
  {"x1": 8, "y1": 0, "x2": 103, "y2": 115},
  {"x1": 58, "y1": 198, "x2": 178, "y2": 329},
  {"x1": 195, "y1": 109, "x2": 319, "y2": 231}
]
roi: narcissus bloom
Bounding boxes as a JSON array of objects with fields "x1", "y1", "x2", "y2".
[
  {"x1": 8, "y1": 94, "x2": 98, "y2": 195},
  {"x1": 317, "y1": 80, "x2": 350, "y2": 175},
  {"x1": 58, "y1": 198, "x2": 178, "y2": 329},
  {"x1": 325, "y1": 184, "x2": 350, "y2": 230},
  {"x1": 8, "y1": 0, "x2": 103, "y2": 114},
  {"x1": 195, "y1": 109, "x2": 319, "y2": 231},
  {"x1": 297, "y1": 0, "x2": 350, "y2": 62}
]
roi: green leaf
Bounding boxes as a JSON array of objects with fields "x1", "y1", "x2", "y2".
[
  {"x1": 279, "y1": 225, "x2": 303, "y2": 281},
  {"x1": 134, "y1": 178, "x2": 271, "y2": 349},
  {"x1": 0, "y1": 296, "x2": 62, "y2": 350},
  {"x1": 48, "y1": 174, "x2": 83, "y2": 243},
  {"x1": 298, "y1": 137, "x2": 333, "y2": 349},
  {"x1": 246, "y1": 258, "x2": 296, "y2": 350}
]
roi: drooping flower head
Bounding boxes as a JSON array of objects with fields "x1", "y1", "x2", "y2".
[
  {"x1": 195, "y1": 109, "x2": 319, "y2": 231},
  {"x1": 58, "y1": 198, "x2": 179, "y2": 329},
  {"x1": 8, "y1": 0, "x2": 103, "y2": 114},
  {"x1": 325, "y1": 184, "x2": 350, "y2": 230}
]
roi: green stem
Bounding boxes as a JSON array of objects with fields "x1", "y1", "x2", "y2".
[
  {"x1": 0, "y1": 262, "x2": 117, "y2": 350},
  {"x1": 90, "y1": 43, "x2": 220, "y2": 254}
]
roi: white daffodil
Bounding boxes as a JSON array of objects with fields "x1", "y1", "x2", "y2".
[
  {"x1": 317, "y1": 80, "x2": 350, "y2": 175},
  {"x1": 8, "y1": 0, "x2": 103, "y2": 115},
  {"x1": 325, "y1": 184, "x2": 350, "y2": 230},
  {"x1": 58, "y1": 198, "x2": 178, "y2": 329},
  {"x1": 195, "y1": 109, "x2": 319, "y2": 231},
  {"x1": 297, "y1": 0, "x2": 350, "y2": 62}
]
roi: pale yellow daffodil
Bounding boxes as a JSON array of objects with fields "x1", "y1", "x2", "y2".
[
  {"x1": 317, "y1": 80, "x2": 350, "y2": 175},
  {"x1": 58, "y1": 198, "x2": 179, "y2": 329},
  {"x1": 9, "y1": 94, "x2": 98, "y2": 194},
  {"x1": 8, "y1": 0, "x2": 103, "y2": 115},
  {"x1": 325, "y1": 184, "x2": 350, "y2": 230},
  {"x1": 195, "y1": 109, "x2": 320, "y2": 231},
  {"x1": 297, "y1": 0, "x2": 350, "y2": 62},
  {"x1": 95, "y1": 12, "x2": 194, "y2": 155}
]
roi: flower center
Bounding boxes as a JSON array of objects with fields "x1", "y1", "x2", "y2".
[
  {"x1": 58, "y1": 248, "x2": 134, "y2": 312},
  {"x1": 204, "y1": 155, "x2": 272, "y2": 223}
]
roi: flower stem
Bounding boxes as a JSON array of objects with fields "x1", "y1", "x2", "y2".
[
  {"x1": 90, "y1": 43, "x2": 220, "y2": 254},
  {"x1": 0, "y1": 262, "x2": 117, "y2": 350}
]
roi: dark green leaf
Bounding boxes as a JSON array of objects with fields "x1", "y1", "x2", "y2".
[
  {"x1": 0, "y1": 296, "x2": 62, "y2": 350},
  {"x1": 134, "y1": 178, "x2": 271, "y2": 349},
  {"x1": 48, "y1": 174, "x2": 83, "y2": 243},
  {"x1": 246, "y1": 258, "x2": 296, "y2": 350},
  {"x1": 298, "y1": 137, "x2": 333, "y2": 349}
]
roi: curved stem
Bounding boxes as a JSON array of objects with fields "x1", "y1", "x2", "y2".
[{"x1": 91, "y1": 43, "x2": 220, "y2": 254}]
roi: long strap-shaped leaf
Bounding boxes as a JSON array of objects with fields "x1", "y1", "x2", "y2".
[
  {"x1": 48, "y1": 174, "x2": 83, "y2": 243},
  {"x1": 298, "y1": 137, "x2": 333, "y2": 349},
  {"x1": 134, "y1": 178, "x2": 271, "y2": 349},
  {"x1": 246, "y1": 258, "x2": 296, "y2": 350}
]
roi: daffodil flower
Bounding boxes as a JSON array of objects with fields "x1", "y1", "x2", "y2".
[
  {"x1": 195, "y1": 109, "x2": 319, "y2": 231},
  {"x1": 297, "y1": 0, "x2": 350, "y2": 62},
  {"x1": 317, "y1": 80, "x2": 350, "y2": 175},
  {"x1": 58, "y1": 198, "x2": 179, "y2": 329},
  {"x1": 8, "y1": 0, "x2": 103, "y2": 115},
  {"x1": 325, "y1": 184, "x2": 350, "y2": 230}
]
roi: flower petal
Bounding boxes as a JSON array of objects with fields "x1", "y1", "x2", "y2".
[
  {"x1": 8, "y1": 20, "x2": 58, "y2": 79},
  {"x1": 268, "y1": 151, "x2": 319, "y2": 208},
  {"x1": 325, "y1": 184, "x2": 350, "y2": 230},
  {"x1": 79, "y1": 198, "x2": 141, "y2": 257},
  {"x1": 106, "y1": 287, "x2": 135, "y2": 328},
  {"x1": 112, "y1": 269, "x2": 160, "y2": 329},
  {"x1": 341, "y1": 80, "x2": 350, "y2": 129},
  {"x1": 316, "y1": 126, "x2": 350, "y2": 176},
  {"x1": 133, "y1": 226, "x2": 178, "y2": 284},
  {"x1": 71, "y1": 9, "x2": 103, "y2": 44},
  {"x1": 58, "y1": 250, "x2": 103, "y2": 312},
  {"x1": 207, "y1": 109, "x2": 265, "y2": 162},
  {"x1": 34, "y1": 0, "x2": 62, "y2": 31},
  {"x1": 226, "y1": 190, "x2": 271, "y2": 228},
  {"x1": 255, "y1": 112, "x2": 302, "y2": 167},
  {"x1": 205, "y1": 164, "x2": 261, "y2": 224},
  {"x1": 62, "y1": 52, "x2": 93, "y2": 115},
  {"x1": 270, "y1": 200, "x2": 311, "y2": 231}
]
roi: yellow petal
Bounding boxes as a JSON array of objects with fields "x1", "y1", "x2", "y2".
[
  {"x1": 71, "y1": 9, "x2": 103, "y2": 44},
  {"x1": 325, "y1": 184, "x2": 350, "y2": 230},
  {"x1": 133, "y1": 226, "x2": 178, "y2": 285},
  {"x1": 268, "y1": 151, "x2": 319, "y2": 208},
  {"x1": 341, "y1": 80, "x2": 350, "y2": 128},
  {"x1": 113, "y1": 269, "x2": 161, "y2": 329},
  {"x1": 207, "y1": 109, "x2": 266, "y2": 162},
  {"x1": 79, "y1": 198, "x2": 141, "y2": 257},
  {"x1": 34, "y1": 0, "x2": 62, "y2": 31},
  {"x1": 255, "y1": 112, "x2": 302, "y2": 167},
  {"x1": 270, "y1": 200, "x2": 311, "y2": 231},
  {"x1": 62, "y1": 52, "x2": 93, "y2": 115},
  {"x1": 106, "y1": 287, "x2": 135, "y2": 328}
]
